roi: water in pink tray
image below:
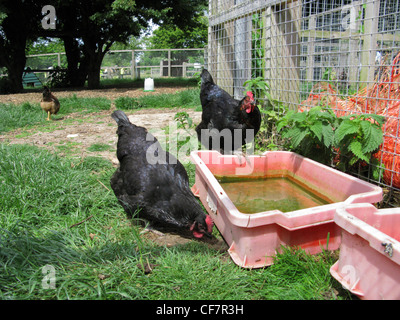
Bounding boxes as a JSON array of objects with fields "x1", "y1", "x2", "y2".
[
  {"x1": 217, "y1": 175, "x2": 331, "y2": 214},
  {"x1": 190, "y1": 150, "x2": 383, "y2": 268}
]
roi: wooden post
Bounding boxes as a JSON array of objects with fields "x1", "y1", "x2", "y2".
[
  {"x1": 183, "y1": 62, "x2": 187, "y2": 77},
  {"x1": 359, "y1": 0, "x2": 380, "y2": 87},
  {"x1": 168, "y1": 49, "x2": 171, "y2": 77},
  {"x1": 216, "y1": 20, "x2": 235, "y2": 95},
  {"x1": 131, "y1": 50, "x2": 136, "y2": 79},
  {"x1": 306, "y1": 16, "x2": 316, "y2": 81},
  {"x1": 347, "y1": 1, "x2": 363, "y2": 89},
  {"x1": 265, "y1": 1, "x2": 301, "y2": 109}
]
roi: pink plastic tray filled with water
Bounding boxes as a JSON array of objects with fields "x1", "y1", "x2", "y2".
[
  {"x1": 191, "y1": 150, "x2": 383, "y2": 268},
  {"x1": 330, "y1": 203, "x2": 400, "y2": 300}
]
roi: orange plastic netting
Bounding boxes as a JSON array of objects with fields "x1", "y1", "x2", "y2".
[{"x1": 299, "y1": 52, "x2": 400, "y2": 188}]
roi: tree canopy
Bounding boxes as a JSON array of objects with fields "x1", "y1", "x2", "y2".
[
  {"x1": 0, "y1": 0, "x2": 208, "y2": 92},
  {"x1": 147, "y1": 15, "x2": 208, "y2": 49}
]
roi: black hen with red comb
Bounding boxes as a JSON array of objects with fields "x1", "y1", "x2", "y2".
[
  {"x1": 110, "y1": 110, "x2": 213, "y2": 239},
  {"x1": 195, "y1": 69, "x2": 261, "y2": 154}
]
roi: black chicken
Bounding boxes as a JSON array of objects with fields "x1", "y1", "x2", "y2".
[
  {"x1": 195, "y1": 69, "x2": 262, "y2": 154},
  {"x1": 110, "y1": 110, "x2": 213, "y2": 239}
]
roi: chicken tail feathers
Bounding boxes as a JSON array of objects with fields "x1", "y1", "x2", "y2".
[
  {"x1": 200, "y1": 69, "x2": 214, "y2": 86},
  {"x1": 111, "y1": 110, "x2": 131, "y2": 126}
]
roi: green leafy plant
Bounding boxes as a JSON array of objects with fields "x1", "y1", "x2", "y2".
[
  {"x1": 277, "y1": 108, "x2": 385, "y2": 177},
  {"x1": 251, "y1": 13, "x2": 265, "y2": 79},
  {"x1": 244, "y1": 76, "x2": 271, "y2": 106},
  {"x1": 174, "y1": 111, "x2": 193, "y2": 129},
  {"x1": 255, "y1": 105, "x2": 288, "y2": 152},
  {"x1": 46, "y1": 65, "x2": 69, "y2": 88},
  {"x1": 243, "y1": 77, "x2": 288, "y2": 152},
  {"x1": 277, "y1": 107, "x2": 337, "y2": 165},
  {"x1": 334, "y1": 113, "x2": 385, "y2": 174}
]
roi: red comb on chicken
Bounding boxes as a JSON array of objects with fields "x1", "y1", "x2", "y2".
[{"x1": 242, "y1": 91, "x2": 256, "y2": 114}]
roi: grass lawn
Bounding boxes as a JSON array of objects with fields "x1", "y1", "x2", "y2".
[{"x1": 0, "y1": 90, "x2": 351, "y2": 300}]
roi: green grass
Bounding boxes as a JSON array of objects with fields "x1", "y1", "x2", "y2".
[
  {"x1": 58, "y1": 95, "x2": 111, "y2": 115},
  {"x1": 0, "y1": 143, "x2": 350, "y2": 300},
  {"x1": 0, "y1": 94, "x2": 351, "y2": 300},
  {"x1": 0, "y1": 97, "x2": 111, "y2": 134},
  {"x1": 115, "y1": 88, "x2": 201, "y2": 110},
  {"x1": 0, "y1": 89, "x2": 200, "y2": 135},
  {"x1": 87, "y1": 143, "x2": 114, "y2": 152},
  {"x1": 0, "y1": 102, "x2": 45, "y2": 133}
]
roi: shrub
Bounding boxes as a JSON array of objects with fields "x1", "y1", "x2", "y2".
[
  {"x1": 277, "y1": 107, "x2": 385, "y2": 177},
  {"x1": 277, "y1": 107, "x2": 337, "y2": 165}
]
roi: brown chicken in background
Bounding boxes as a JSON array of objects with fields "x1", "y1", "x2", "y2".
[{"x1": 40, "y1": 86, "x2": 60, "y2": 121}]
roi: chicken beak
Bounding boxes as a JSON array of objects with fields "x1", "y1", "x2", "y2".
[{"x1": 203, "y1": 231, "x2": 213, "y2": 238}]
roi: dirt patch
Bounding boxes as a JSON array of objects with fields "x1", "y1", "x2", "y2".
[
  {"x1": 0, "y1": 107, "x2": 201, "y2": 165},
  {"x1": 0, "y1": 87, "x2": 202, "y2": 164}
]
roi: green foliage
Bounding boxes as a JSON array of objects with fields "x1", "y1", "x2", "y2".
[
  {"x1": 334, "y1": 114, "x2": 385, "y2": 172},
  {"x1": 256, "y1": 104, "x2": 288, "y2": 152},
  {"x1": 26, "y1": 38, "x2": 65, "y2": 55},
  {"x1": 243, "y1": 77, "x2": 288, "y2": 152},
  {"x1": 277, "y1": 107, "x2": 337, "y2": 165},
  {"x1": 244, "y1": 76, "x2": 271, "y2": 107},
  {"x1": 251, "y1": 13, "x2": 265, "y2": 79},
  {"x1": 87, "y1": 143, "x2": 114, "y2": 152},
  {"x1": 0, "y1": 96, "x2": 112, "y2": 134},
  {"x1": 114, "y1": 97, "x2": 142, "y2": 110},
  {"x1": 174, "y1": 111, "x2": 193, "y2": 129},
  {"x1": 57, "y1": 96, "x2": 112, "y2": 114},
  {"x1": 124, "y1": 88, "x2": 200, "y2": 109},
  {"x1": 46, "y1": 66, "x2": 69, "y2": 88},
  {"x1": 277, "y1": 107, "x2": 385, "y2": 174},
  {"x1": 0, "y1": 102, "x2": 44, "y2": 133},
  {"x1": 147, "y1": 15, "x2": 208, "y2": 49}
]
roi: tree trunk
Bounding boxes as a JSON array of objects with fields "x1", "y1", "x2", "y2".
[
  {"x1": 3, "y1": 40, "x2": 27, "y2": 93},
  {"x1": 63, "y1": 37, "x2": 88, "y2": 87},
  {"x1": 7, "y1": 57, "x2": 25, "y2": 93},
  {"x1": 87, "y1": 52, "x2": 105, "y2": 89}
]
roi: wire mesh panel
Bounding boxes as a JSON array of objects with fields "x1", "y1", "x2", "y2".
[{"x1": 207, "y1": 0, "x2": 400, "y2": 192}]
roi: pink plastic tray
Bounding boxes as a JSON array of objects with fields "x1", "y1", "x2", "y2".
[
  {"x1": 191, "y1": 150, "x2": 383, "y2": 268},
  {"x1": 330, "y1": 203, "x2": 400, "y2": 299}
]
